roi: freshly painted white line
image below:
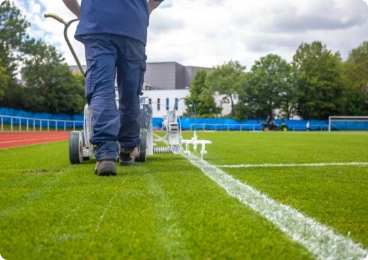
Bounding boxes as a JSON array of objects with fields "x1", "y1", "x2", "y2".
[
  {"x1": 186, "y1": 155, "x2": 368, "y2": 259},
  {"x1": 152, "y1": 133, "x2": 368, "y2": 259},
  {"x1": 95, "y1": 192, "x2": 117, "y2": 233},
  {"x1": 216, "y1": 162, "x2": 368, "y2": 168},
  {"x1": 95, "y1": 178, "x2": 127, "y2": 233}
]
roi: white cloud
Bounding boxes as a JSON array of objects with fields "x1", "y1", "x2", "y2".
[{"x1": 12, "y1": 0, "x2": 368, "y2": 70}]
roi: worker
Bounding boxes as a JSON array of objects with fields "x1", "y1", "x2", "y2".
[{"x1": 62, "y1": 0, "x2": 163, "y2": 176}]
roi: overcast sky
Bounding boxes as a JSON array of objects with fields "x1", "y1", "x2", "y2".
[{"x1": 11, "y1": 0, "x2": 368, "y2": 70}]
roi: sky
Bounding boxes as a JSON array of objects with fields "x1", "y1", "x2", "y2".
[{"x1": 11, "y1": 0, "x2": 368, "y2": 70}]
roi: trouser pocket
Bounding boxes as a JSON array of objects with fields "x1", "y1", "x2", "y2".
[
  {"x1": 138, "y1": 61, "x2": 146, "y2": 96},
  {"x1": 85, "y1": 59, "x2": 96, "y2": 104}
]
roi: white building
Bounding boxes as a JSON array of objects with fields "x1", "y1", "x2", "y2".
[
  {"x1": 70, "y1": 62, "x2": 233, "y2": 118},
  {"x1": 141, "y1": 89, "x2": 233, "y2": 118},
  {"x1": 141, "y1": 89, "x2": 189, "y2": 117}
]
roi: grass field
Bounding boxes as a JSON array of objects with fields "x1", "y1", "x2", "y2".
[{"x1": 0, "y1": 131, "x2": 367, "y2": 259}]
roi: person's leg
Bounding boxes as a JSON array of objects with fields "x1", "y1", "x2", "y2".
[
  {"x1": 111, "y1": 35, "x2": 146, "y2": 166},
  {"x1": 82, "y1": 34, "x2": 119, "y2": 175}
]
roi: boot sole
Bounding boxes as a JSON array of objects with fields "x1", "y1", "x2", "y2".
[
  {"x1": 119, "y1": 160, "x2": 134, "y2": 166},
  {"x1": 96, "y1": 161, "x2": 117, "y2": 176}
]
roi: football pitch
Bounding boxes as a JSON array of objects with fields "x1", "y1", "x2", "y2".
[{"x1": 0, "y1": 131, "x2": 367, "y2": 259}]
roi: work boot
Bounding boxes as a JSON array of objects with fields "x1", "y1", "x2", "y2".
[
  {"x1": 119, "y1": 147, "x2": 139, "y2": 166},
  {"x1": 94, "y1": 160, "x2": 117, "y2": 176}
]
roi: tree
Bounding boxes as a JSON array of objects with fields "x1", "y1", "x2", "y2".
[
  {"x1": 231, "y1": 72, "x2": 252, "y2": 121},
  {"x1": 185, "y1": 69, "x2": 220, "y2": 117},
  {"x1": 0, "y1": 1, "x2": 84, "y2": 113},
  {"x1": 21, "y1": 39, "x2": 85, "y2": 114},
  {"x1": 292, "y1": 41, "x2": 345, "y2": 119},
  {"x1": 0, "y1": 0, "x2": 29, "y2": 80},
  {"x1": 0, "y1": 60, "x2": 7, "y2": 101},
  {"x1": 206, "y1": 60, "x2": 245, "y2": 117},
  {"x1": 341, "y1": 41, "x2": 368, "y2": 115},
  {"x1": 279, "y1": 67, "x2": 299, "y2": 119},
  {"x1": 0, "y1": 0, "x2": 29, "y2": 107},
  {"x1": 242, "y1": 54, "x2": 297, "y2": 119}
]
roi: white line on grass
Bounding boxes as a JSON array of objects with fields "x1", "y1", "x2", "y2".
[
  {"x1": 216, "y1": 162, "x2": 368, "y2": 168},
  {"x1": 95, "y1": 177, "x2": 127, "y2": 233},
  {"x1": 95, "y1": 193, "x2": 117, "y2": 233},
  {"x1": 186, "y1": 155, "x2": 368, "y2": 260},
  {"x1": 152, "y1": 133, "x2": 368, "y2": 259}
]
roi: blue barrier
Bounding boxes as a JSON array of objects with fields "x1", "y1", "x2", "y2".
[
  {"x1": 1, "y1": 107, "x2": 366, "y2": 131},
  {"x1": 175, "y1": 118, "x2": 329, "y2": 131},
  {"x1": 0, "y1": 107, "x2": 83, "y2": 128},
  {"x1": 0, "y1": 107, "x2": 82, "y2": 121},
  {"x1": 152, "y1": 118, "x2": 163, "y2": 130},
  {"x1": 331, "y1": 121, "x2": 368, "y2": 131}
]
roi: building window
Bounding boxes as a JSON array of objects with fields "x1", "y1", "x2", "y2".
[
  {"x1": 157, "y1": 98, "x2": 160, "y2": 111},
  {"x1": 148, "y1": 98, "x2": 152, "y2": 105},
  {"x1": 175, "y1": 98, "x2": 178, "y2": 110},
  {"x1": 166, "y1": 98, "x2": 169, "y2": 110}
]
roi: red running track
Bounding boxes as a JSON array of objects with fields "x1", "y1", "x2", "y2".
[{"x1": 0, "y1": 132, "x2": 70, "y2": 149}]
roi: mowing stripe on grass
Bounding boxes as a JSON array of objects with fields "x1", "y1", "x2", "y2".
[
  {"x1": 216, "y1": 162, "x2": 368, "y2": 168},
  {"x1": 186, "y1": 155, "x2": 368, "y2": 260}
]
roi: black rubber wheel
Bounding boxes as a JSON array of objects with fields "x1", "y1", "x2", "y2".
[
  {"x1": 136, "y1": 128, "x2": 147, "y2": 162},
  {"x1": 69, "y1": 131, "x2": 83, "y2": 164}
]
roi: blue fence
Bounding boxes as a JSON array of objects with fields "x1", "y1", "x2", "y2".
[
  {"x1": 1, "y1": 107, "x2": 367, "y2": 131},
  {"x1": 0, "y1": 107, "x2": 84, "y2": 129},
  {"x1": 176, "y1": 118, "x2": 328, "y2": 131},
  {"x1": 331, "y1": 121, "x2": 368, "y2": 131}
]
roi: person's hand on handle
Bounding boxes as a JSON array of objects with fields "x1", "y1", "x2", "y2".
[
  {"x1": 62, "y1": 0, "x2": 80, "y2": 19},
  {"x1": 148, "y1": 0, "x2": 163, "y2": 15}
]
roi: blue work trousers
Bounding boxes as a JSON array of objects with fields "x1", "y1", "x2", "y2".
[{"x1": 81, "y1": 34, "x2": 146, "y2": 161}]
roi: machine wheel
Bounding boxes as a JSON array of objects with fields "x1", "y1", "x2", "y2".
[
  {"x1": 81, "y1": 131, "x2": 86, "y2": 147},
  {"x1": 81, "y1": 131, "x2": 90, "y2": 160},
  {"x1": 69, "y1": 131, "x2": 83, "y2": 164},
  {"x1": 136, "y1": 128, "x2": 147, "y2": 162}
]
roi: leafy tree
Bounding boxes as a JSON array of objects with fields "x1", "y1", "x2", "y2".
[
  {"x1": 231, "y1": 89, "x2": 250, "y2": 121},
  {"x1": 341, "y1": 42, "x2": 368, "y2": 115},
  {"x1": 292, "y1": 41, "x2": 344, "y2": 119},
  {"x1": 0, "y1": 0, "x2": 29, "y2": 80},
  {"x1": 279, "y1": 66, "x2": 299, "y2": 119},
  {"x1": 0, "y1": 60, "x2": 7, "y2": 101},
  {"x1": 1, "y1": 79, "x2": 27, "y2": 109},
  {"x1": 21, "y1": 39, "x2": 85, "y2": 114},
  {"x1": 241, "y1": 54, "x2": 297, "y2": 119},
  {"x1": 185, "y1": 69, "x2": 220, "y2": 118},
  {"x1": 206, "y1": 60, "x2": 245, "y2": 117},
  {"x1": 0, "y1": 0, "x2": 29, "y2": 107},
  {"x1": 0, "y1": 1, "x2": 85, "y2": 114}
]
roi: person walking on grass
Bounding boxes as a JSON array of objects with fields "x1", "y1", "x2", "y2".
[{"x1": 62, "y1": 0, "x2": 163, "y2": 176}]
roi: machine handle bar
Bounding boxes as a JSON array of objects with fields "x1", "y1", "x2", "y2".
[
  {"x1": 44, "y1": 13, "x2": 85, "y2": 76},
  {"x1": 44, "y1": 13, "x2": 67, "y2": 25}
]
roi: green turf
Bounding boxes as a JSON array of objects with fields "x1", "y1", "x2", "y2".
[{"x1": 0, "y1": 131, "x2": 367, "y2": 259}]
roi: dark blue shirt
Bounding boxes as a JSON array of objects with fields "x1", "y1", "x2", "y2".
[{"x1": 75, "y1": 0, "x2": 162, "y2": 44}]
